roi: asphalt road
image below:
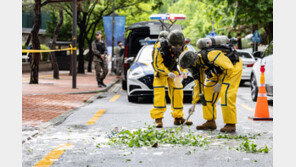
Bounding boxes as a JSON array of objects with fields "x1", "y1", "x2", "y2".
[{"x1": 22, "y1": 82, "x2": 273, "y2": 167}]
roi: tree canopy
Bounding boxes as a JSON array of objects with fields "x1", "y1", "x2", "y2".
[{"x1": 25, "y1": 0, "x2": 273, "y2": 59}]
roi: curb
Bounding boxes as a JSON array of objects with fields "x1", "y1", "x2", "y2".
[
  {"x1": 23, "y1": 79, "x2": 120, "y2": 96},
  {"x1": 22, "y1": 79, "x2": 120, "y2": 144}
]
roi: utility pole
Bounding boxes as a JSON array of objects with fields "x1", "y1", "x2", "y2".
[
  {"x1": 111, "y1": 0, "x2": 115, "y2": 75},
  {"x1": 72, "y1": 0, "x2": 77, "y2": 88}
]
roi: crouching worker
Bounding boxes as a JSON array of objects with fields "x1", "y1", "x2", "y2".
[
  {"x1": 150, "y1": 30, "x2": 193, "y2": 128},
  {"x1": 178, "y1": 36, "x2": 243, "y2": 133}
]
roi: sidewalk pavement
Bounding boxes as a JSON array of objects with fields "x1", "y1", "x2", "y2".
[{"x1": 22, "y1": 70, "x2": 118, "y2": 127}]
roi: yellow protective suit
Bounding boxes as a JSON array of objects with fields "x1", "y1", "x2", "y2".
[
  {"x1": 150, "y1": 42, "x2": 188, "y2": 119},
  {"x1": 192, "y1": 50, "x2": 243, "y2": 124}
]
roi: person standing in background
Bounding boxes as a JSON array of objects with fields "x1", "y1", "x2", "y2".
[
  {"x1": 114, "y1": 41, "x2": 124, "y2": 78},
  {"x1": 92, "y1": 31, "x2": 108, "y2": 87}
]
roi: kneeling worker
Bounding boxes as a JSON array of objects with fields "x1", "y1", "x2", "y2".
[
  {"x1": 178, "y1": 36, "x2": 243, "y2": 133},
  {"x1": 150, "y1": 30, "x2": 193, "y2": 128}
]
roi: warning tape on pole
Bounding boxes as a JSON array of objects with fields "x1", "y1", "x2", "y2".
[{"x1": 22, "y1": 44, "x2": 77, "y2": 54}]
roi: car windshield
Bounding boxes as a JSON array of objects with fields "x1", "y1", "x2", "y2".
[
  {"x1": 236, "y1": 52, "x2": 252, "y2": 58},
  {"x1": 137, "y1": 45, "x2": 153, "y2": 63}
]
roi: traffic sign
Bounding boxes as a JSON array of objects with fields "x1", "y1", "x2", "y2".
[{"x1": 251, "y1": 30, "x2": 261, "y2": 42}]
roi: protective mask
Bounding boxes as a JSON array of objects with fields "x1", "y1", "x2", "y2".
[{"x1": 171, "y1": 45, "x2": 182, "y2": 56}]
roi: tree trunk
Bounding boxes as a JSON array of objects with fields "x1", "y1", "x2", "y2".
[
  {"x1": 30, "y1": 0, "x2": 42, "y2": 84},
  {"x1": 50, "y1": 9, "x2": 63, "y2": 79},
  {"x1": 264, "y1": 21, "x2": 273, "y2": 44},
  {"x1": 25, "y1": 34, "x2": 31, "y2": 48},
  {"x1": 236, "y1": 33, "x2": 242, "y2": 49},
  {"x1": 69, "y1": 57, "x2": 73, "y2": 75},
  {"x1": 87, "y1": 43, "x2": 93, "y2": 72},
  {"x1": 77, "y1": 38, "x2": 85, "y2": 73},
  {"x1": 77, "y1": 12, "x2": 87, "y2": 74}
]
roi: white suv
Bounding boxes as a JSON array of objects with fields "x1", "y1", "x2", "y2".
[{"x1": 250, "y1": 41, "x2": 273, "y2": 101}]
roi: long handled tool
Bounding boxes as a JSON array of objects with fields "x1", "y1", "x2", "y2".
[
  {"x1": 180, "y1": 104, "x2": 196, "y2": 130},
  {"x1": 185, "y1": 104, "x2": 195, "y2": 123}
]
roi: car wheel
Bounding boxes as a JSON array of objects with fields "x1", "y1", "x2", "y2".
[
  {"x1": 251, "y1": 74, "x2": 258, "y2": 102},
  {"x1": 128, "y1": 95, "x2": 137, "y2": 103},
  {"x1": 122, "y1": 80, "x2": 127, "y2": 90}
]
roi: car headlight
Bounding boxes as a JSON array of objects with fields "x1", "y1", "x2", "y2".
[{"x1": 130, "y1": 68, "x2": 144, "y2": 77}]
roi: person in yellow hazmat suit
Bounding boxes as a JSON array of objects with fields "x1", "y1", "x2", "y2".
[
  {"x1": 150, "y1": 30, "x2": 193, "y2": 128},
  {"x1": 178, "y1": 36, "x2": 242, "y2": 132}
]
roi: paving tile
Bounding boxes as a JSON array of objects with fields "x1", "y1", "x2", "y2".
[{"x1": 22, "y1": 71, "x2": 117, "y2": 127}]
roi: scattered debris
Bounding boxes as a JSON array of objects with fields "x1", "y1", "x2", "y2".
[
  {"x1": 94, "y1": 125, "x2": 270, "y2": 154},
  {"x1": 216, "y1": 133, "x2": 261, "y2": 140},
  {"x1": 96, "y1": 95, "x2": 106, "y2": 99},
  {"x1": 152, "y1": 143, "x2": 158, "y2": 148},
  {"x1": 236, "y1": 139, "x2": 269, "y2": 153},
  {"x1": 185, "y1": 150, "x2": 192, "y2": 155},
  {"x1": 108, "y1": 125, "x2": 209, "y2": 148}
]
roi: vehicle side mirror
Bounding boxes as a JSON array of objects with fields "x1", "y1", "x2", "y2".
[
  {"x1": 125, "y1": 57, "x2": 134, "y2": 64},
  {"x1": 253, "y1": 51, "x2": 263, "y2": 59}
]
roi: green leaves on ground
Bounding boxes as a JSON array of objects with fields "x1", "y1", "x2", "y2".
[
  {"x1": 236, "y1": 139, "x2": 269, "y2": 153},
  {"x1": 217, "y1": 133, "x2": 269, "y2": 153},
  {"x1": 109, "y1": 125, "x2": 209, "y2": 148},
  {"x1": 101, "y1": 125, "x2": 270, "y2": 154},
  {"x1": 217, "y1": 133, "x2": 261, "y2": 140}
]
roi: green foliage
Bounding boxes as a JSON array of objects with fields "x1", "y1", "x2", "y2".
[
  {"x1": 96, "y1": 143, "x2": 100, "y2": 148},
  {"x1": 40, "y1": 44, "x2": 50, "y2": 50},
  {"x1": 45, "y1": 11, "x2": 72, "y2": 42},
  {"x1": 116, "y1": 0, "x2": 164, "y2": 38},
  {"x1": 156, "y1": 0, "x2": 273, "y2": 44},
  {"x1": 216, "y1": 133, "x2": 261, "y2": 140},
  {"x1": 207, "y1": 0, "x2": 273, "y2": 43},
  {"x1": 22, "y1": 0, "x2": 34, "y2": 12},
  {"x1": 161, "y1": 0, "x2": 235, "y2": 45},
  {"x1": 236, "y1": 139, "x2": 269, "y2": 153},
  {"x1": 223, "y1": 0, "x2": 273, "y2": 26},
  {"x1": 99, "y1": 125, "x2": 270, "y2": 155},
  {"x1": 108, "y1": 125, "x2": 210, "y2": 148}
]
